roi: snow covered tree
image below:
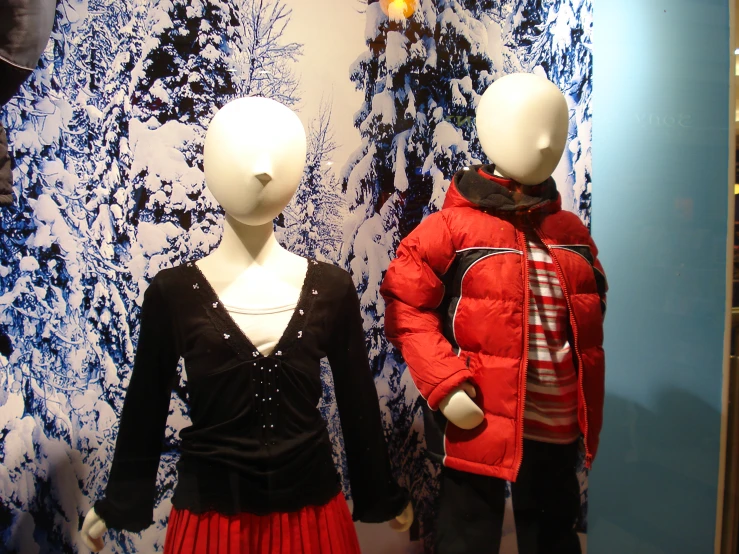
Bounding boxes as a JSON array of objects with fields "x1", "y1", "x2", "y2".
[
  {"x1": 131, "y1": 1, "x2": 239, "y2": 124},
  {"x1": 341, "y1": 0, "x2": 495, "y2": 546},
  {"x1": 230, "y1": 0, "x2": 303, "y2": 106},
  {"x1": 0, "y1": 0, "x2": 113, "y2": 549},
  {"x1": 277, "y1": 98, "x2": 345, "y2": 264}
]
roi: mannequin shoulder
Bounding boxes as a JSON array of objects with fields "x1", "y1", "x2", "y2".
[
  {"x1": 398, "y1": 211, "x2": 452, "y2": 244},
  {"x1": 151, "y1": 263, "x2": 188, "y2": 282},
  {"x1": 426, "y1": 206, "x2": 501, "y2": 234},
  {"x1": 416, "y1": 210, "x2": 451, "y2": 230},
  {"x1": 541, "y1": 210, "x2": 593, "y2": 242},
  {"x1": 313, "y1": 260, "x2": 353, "y2": 288},
  {"x1": 402, "y1": 208, "x2": 500, "y2": 252},
  {"x1": 144, "y1": 263, "x2": 196, "y2": 297},
  {"x1": 312, "y1": 261, "x2": 363, "y2": 302}
]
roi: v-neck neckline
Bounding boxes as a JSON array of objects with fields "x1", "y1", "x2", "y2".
[{"x1": 189, "y1": 258, "x2": 318, "y2": 360}]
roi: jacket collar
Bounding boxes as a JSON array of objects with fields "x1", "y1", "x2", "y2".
[{"x1": 442, "y1": 164, "x2": 561, "y2": 214}]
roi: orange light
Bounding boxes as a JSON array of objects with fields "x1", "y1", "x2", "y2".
[{"x1": 380, "y1": 0, "x2": 417, "y2": 21}]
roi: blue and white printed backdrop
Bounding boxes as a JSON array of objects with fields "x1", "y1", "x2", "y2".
[{"x1": 0, "y1": 0, "x2": 592, "y2": 552}]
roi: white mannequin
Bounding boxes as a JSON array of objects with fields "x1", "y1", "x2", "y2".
[
  {"x1": 81, "y1": 97, "x2": 412, "y2": 551},
  {"x1": 439, "y1": 73, "x2": 569, "y2": 431}
]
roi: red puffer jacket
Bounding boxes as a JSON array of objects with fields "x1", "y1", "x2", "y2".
[{"x1": 380, "y1": 165, "x2": 607, "y2": 481}]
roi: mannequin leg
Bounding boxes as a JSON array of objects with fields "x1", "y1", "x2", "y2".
[
  {"x1": 535, "y1": 441, "x2": 581, "y2": 554},
  {"x1": 511, "y1": 440, "x2": 581, "y2": 554},
  {"x1": 509, "y1": 443, "x2": 540, "y2": 554},
  {"x1": 434, "y1": 466, "x2": 507, "y2": 554}
]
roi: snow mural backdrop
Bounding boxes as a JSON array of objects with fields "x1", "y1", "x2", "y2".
[{"x1": 0, "y1": 0, "x2": 592, "y2": 552}]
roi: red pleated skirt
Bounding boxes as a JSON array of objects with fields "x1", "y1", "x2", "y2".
[{"x1": 162, "y1": 493, "x2": 361, "y2": 554}]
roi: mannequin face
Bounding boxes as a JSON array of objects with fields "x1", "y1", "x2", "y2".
[
  {"x1": 476, "y1": 73, "x2": 569, "y2": 186},
  {"x1": 203, "y1": 97, "x2": 307, "y2": 226}
]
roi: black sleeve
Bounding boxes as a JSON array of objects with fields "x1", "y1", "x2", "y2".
[
  {"x1": 94, "y1": 277, "x2": 179, "y2": 532},
  {"x1": 326, "y1": 277, "x2": 409, "y2": 523}
]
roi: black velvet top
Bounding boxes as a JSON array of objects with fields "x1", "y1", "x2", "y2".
[{"x1": 94, "y1": 259, "x2": 408, "y2": 532}]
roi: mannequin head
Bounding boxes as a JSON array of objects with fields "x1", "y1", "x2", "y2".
[
  {"x1": 204, "y1": 97, "x2": 307, "y2": 226},
  {"x1": 476, "y1": 73, "x2": 568, "y2": 186}
]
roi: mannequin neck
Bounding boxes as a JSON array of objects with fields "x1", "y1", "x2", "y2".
[
  {"x1": 492, "y1": 165, "x2": 543, "y2": 187},
  {"x1": 493, "y1": 166, "x2": 508, "y2": 180},
  {"x1": 195, "y1": 213, "x2": 308, "y2": 304},
  {"x1": 213, "y1": 215, "x2": 286, "y2": 270},
  {"x1": 196, "y1": 213, "x2": 308, "y2": 299}
]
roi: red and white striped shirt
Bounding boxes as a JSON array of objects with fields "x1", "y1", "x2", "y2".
[{"x1": 523, "y1": 234, "x2": 580, "y2": 444}]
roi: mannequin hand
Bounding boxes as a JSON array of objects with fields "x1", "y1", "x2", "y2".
[
  {"x1": 81, "y1": 508, "x2": 107, "y2": 552},
  {"x1": 439, "y1": 382, "x2": 484, "y2": 430},
  {"x1": 389, "y1": 501, "x2": 414, "y2": 532}
]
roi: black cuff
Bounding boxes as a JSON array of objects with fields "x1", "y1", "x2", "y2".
[{"x1": 93, "y1": 498, "x2": 154, "y2": 533}]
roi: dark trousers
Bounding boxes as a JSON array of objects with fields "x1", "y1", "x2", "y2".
[{"x1": 435, "y1": 440, "x2": 582, "y2": 554}]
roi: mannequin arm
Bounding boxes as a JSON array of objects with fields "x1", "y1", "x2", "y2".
[
  {"x1": 93, "y1": 277, "x2": 179, "y2": 531},
  {"x1": 327, "y1": 275, "x2": 409, "y2": 523},
  {"x1": 80, "y1": 508, "x2": 107, "y2": 552},
  {"x1": 380, "y1": 212, "x2": 473, "y2": 409},
  {"x1": 439, "y1": 382, "x2": 484, "y2": 430}
]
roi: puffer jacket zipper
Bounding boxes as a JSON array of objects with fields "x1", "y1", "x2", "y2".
[
  {"x1": 513, "y1": 226, "x2": 531, "y2": 479},
  {"x1": 534, "y1": 226, "x2": 592, "y2": 467}
]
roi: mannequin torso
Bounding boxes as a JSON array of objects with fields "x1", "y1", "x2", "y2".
[{"x1": 225, "y1": 302, "x2": 296, "y2": 356}]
